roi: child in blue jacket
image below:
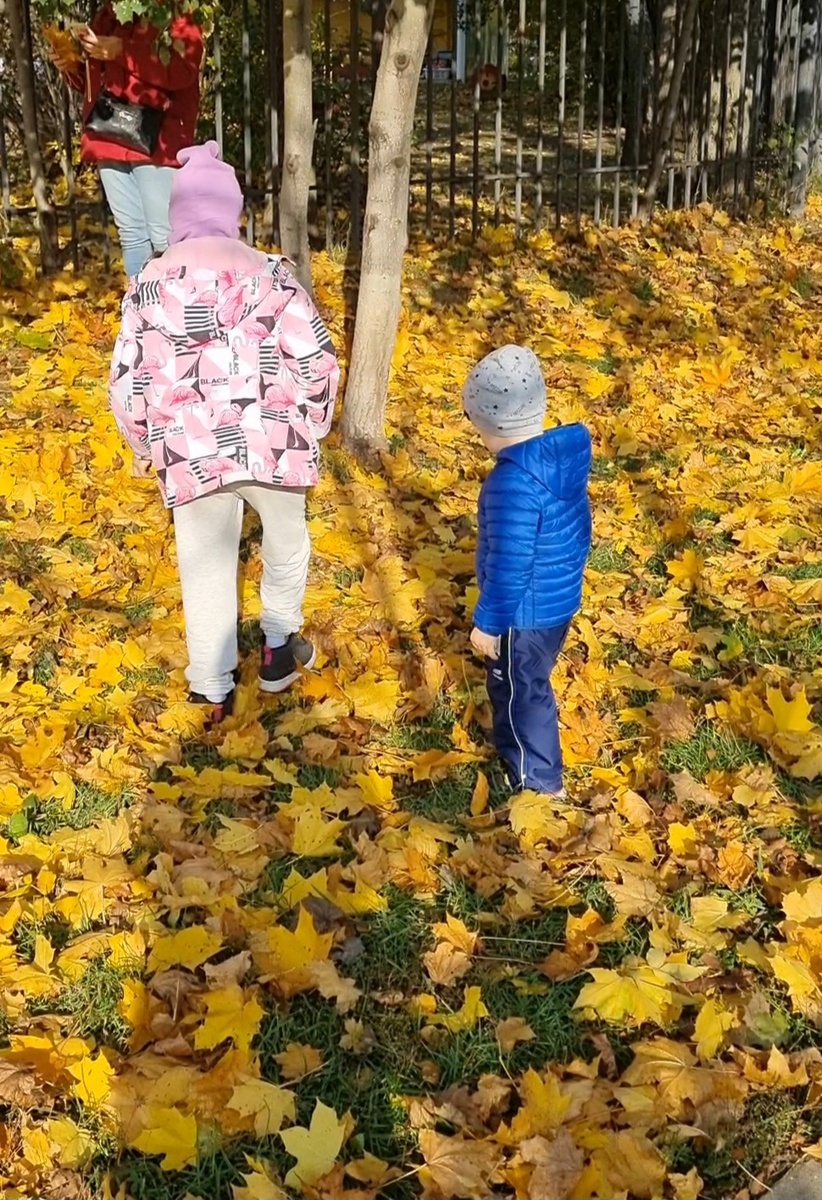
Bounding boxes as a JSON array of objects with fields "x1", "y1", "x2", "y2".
[{"x1": 464, "y1": 345, "x2": 592, "y2": 796}]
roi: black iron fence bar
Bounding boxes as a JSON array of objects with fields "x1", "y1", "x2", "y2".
[
  {"x1": 425, "y1": 23, "x2": 434, "y2": 235},
  {"x1": 575, "y1": 0, "x2": 587, "y2": 223},
  {"x1": 786, "y1": 0, "x2": 801, "y2": 202},
  {"x1": 631, "y1": 6, "x2": 645, "y2": 217},
  {"x1": 748, "y1": 0, "x2": 766, "y2": 199},
  {"x1": 0, "y1": 74, "x2": 11, "y2": 221},
  {"x1": 264, "y1": 0, "x2": 280, "y2": 243},
  {"x1": 494, "y1": 0, "x2": 504, "y2": 225},
  {"x1": 556, "y1": 0, "x2": 567, "y2": 225},
  {"x1": 684, "y1": 6, "x2": 698, "y2": 208},
  {"x1": 213, "y1": 16, "x2": 224, "y2": 154},
  {"x1": 61, "y1": 90, "x2": 79, "y2": 270},
  {"x1": 448, "y1": 0, "x2": 458, "y2": 240},
  {"x1": 241, "y1": 0, "x2": 254, "y2": 243},
  {"x1": 471, "y1": 0, "x2": 481, "y2": 239},
  {"x1": 349, "y1": 0, "x2": 362, "y2": 254},
  {"x1": 535, "y1": 0, "x2": 547, "y2": 224},
  {"x1": 612, "y1": 0, "x2": 625, "y2": 226},
  {"x1": 324, "y1": 0, "x2": 333, "y2": 251},
  {"x1": 734, "y1": 0, "x2": 752, "y2": 213},
  {"x1": 717, "y1": 5, "x2": 732, "y2": 199},
  {"x1": 515, "y1": 0, "x2": 525, "y2": 237},
  {"x1": 593, "y1": 0, "x2": 606, "y2": 225}
]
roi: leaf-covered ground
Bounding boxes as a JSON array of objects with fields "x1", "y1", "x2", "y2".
[{"x1": 1, "y1": 204, "x2": 822, "y2": 1200}]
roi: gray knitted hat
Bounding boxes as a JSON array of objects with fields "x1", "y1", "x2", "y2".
[{"x1": 462, "y1": 345, "x2": 547, "y2": 439}]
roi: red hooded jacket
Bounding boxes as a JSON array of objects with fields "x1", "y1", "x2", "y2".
[{"x1": 67, "y1": 5, "x2": 202, "y2": 168}]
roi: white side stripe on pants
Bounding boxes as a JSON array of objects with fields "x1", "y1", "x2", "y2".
[{"x1": 507, "y1": 629, "x2": 528, "y2": 790}]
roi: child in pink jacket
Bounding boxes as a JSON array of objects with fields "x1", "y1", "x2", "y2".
[{"x1": 109, "y1": 141, "x2": 339, "y2": 723}]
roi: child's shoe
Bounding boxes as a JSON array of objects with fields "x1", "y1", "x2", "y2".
[
  {"x1": 259, "y1": 634, "x2": 316, "y2": 693},
  {"x1": 189, "y1": 688, "x2": 235, "y2": 725}
]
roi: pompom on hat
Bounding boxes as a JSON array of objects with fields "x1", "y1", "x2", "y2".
[
  {"x1": 462, "y1": 345, "x2": 547, "y2": 439},
  {"x1": 168, "y1": 140, "x2": 244, "y2": 244}
]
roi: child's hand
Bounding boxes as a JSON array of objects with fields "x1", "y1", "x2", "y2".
[
  {"x1": 471, "y1": 627, "x2": 501, "y2": 661},
  {"x1": 131, "y1": 458, "x2": 153, "y2": 480}
]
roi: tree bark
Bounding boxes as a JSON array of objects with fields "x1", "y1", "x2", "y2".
[
  {"x1": 340, "y1": 0, "x2": 435, "y2": 461},
  {"x1": 3, "y1": 0, "x2": 59, "y2": 272},
  {"x1": 279, "y1": 0, "x2": 315, "y2": 295},
  {"x1": 788, "y1": 0, "x2": 821, "y2": 215},
  {"x1": 639, "y1": 0, "x2": 700, "y2": 218}
]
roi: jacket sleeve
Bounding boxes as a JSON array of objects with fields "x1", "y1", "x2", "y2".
[
  {"x1": 109, "y1": 293, "x2": 150, "y2": 459},
  {"x1": 473, "y1": 464, "x2": 541, "y2": 635},
  {"x1": 278, "y1": 266, "x2": 340, "y2": 440},
  {"x1": 121, "y1": 15, "x2": 203, "y2": 93}
]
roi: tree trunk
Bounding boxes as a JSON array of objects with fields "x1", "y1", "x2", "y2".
[
  {"x1": 340, "y1": 0, "x2": 435, "y2": 461},
  {"x1": 279, "y1": 0, "x2": 314, "y2": 295},
  {"x1": 3, "y1": 0, "x2": 59, "y2": 272},
  {"x1": 788, "y1": 0, "x2": 821, "y2": 215},
  {"x1": 639, "y1": 0, "x2": 700, "y2": 217}
]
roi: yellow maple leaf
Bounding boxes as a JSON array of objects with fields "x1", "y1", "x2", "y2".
[
  {"x1": 766, "y1": 685, "x2": 814, "y2": 735},
  {"x1": 228, "y1": 1080, "x2": 296, "y2": 1137},
  {"x1": 274, "y1": 1042, "x2": 324, "y2": 1080},
  {"x1": 343, "y1": 673, "x2": 401, "y2": 723},
  {"x1": 280, "y1": 1099, "x2": 347, "y2": 1189},
  {"x1": 132, "y1": 1106, "x2": 198, "y2": 1171},
  {"x1": 194, "y1": 986, "x2": 264, "y2": 1053},
  {"x1": 353, "y1": 771, "x2": 396, "y2": 811},
  {"x1": 48, "y1": 1116, "x2": 93, "y2": 1169},
  {"x1": 574, "y1": 958, "x2": 697, "y2": 1028},
  {"x1": 509, "y1": 790, "x2": 570, "y2": 848},
  {"x1": 251, "y1": 907, "x2": 333, "y2": 995},
  {"x1": 22, "y1": 1125, "x2": 52, "y2": 1170},
  {"x1": 233, "y1": 1158, "x2": 288, "y2": 1200},
  {"x1": 290, "y1": 807, "x2": 347, "y2": 857},
  {"x1": 668, "y1": 821, "x2": 699, "y2": 857},
  {"x1": 694, "y1": 998, "x2": 739, "y2": 1061},
  {"x1": 148, "y1": 926, "x2": 223, "y2": 972},
  {"x1": 432, "y1": 985, "x2": 489, "y2": 1033},
  {"x1": 68, "y1": 1051, "x2": 114, "y2": 1108}
]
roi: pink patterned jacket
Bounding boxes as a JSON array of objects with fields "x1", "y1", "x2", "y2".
[{"x1": 109, "y1": 238, "x2": 339, "y2": 509}]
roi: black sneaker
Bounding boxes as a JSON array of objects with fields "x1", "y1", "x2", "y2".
[
  {"x1": 259, "y1": 634, "x2": 316, "y2": 694},
  {"x1": 189, "y1": 687, "x2": 235, "y2": 725}
]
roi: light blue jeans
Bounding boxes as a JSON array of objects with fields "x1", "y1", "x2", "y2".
[{"x1": 98, "y1": 162, "x2": 175, "y2": 277}]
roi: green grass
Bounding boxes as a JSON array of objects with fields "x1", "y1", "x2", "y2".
[
  {"x1": 32, "y1": 957, "x2": 134, "y2": 1050},
  {"x1": 588, "y1": 541, "x2": 632, "y2": 573},
  {"x1": 661, "y1": 722, "x2": 763, "y2": 779},
  {"x1": 121, "y1": 666, "x2": 167, "y2": 690},
  {"x1": 6, "y1": 781, "x2": 129, "y2": 841},
  {"x1": 666, "y1": 1088, "x2": 822, "y2": 1197},
  {"x1": 32, "y1": 643, "x2": 59, "y2": 685},
  {"x1": 334, "y1": 565, "x2": 364, "y2": 589},
  {"x1": 122, "y1": 598, "x2": 154, "y2": 623},
  {"x1": 383, "y1": 697, "x2": 455, "y2": 753}
]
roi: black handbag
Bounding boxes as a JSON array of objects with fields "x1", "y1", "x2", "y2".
[{"x1": 85, "y1": 89, "x2": 165, "y2": 156}]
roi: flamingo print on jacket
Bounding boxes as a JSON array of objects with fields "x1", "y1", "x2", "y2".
[{"x1": 109, "y1": 251, "x2": 339, "y2": 509}]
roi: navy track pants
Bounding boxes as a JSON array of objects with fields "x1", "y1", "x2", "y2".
[{"x1": 485, "y1": 624, "x2": 570, "y2": 795}]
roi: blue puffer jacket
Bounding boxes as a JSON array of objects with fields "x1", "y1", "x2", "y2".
[{"x1": 474, "y1": 423, "x2": 592, "y2": 635}]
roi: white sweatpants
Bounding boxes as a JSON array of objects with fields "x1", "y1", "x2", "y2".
[{"x1": 172, "y1": 483, "x2": 310, "y2": 702}]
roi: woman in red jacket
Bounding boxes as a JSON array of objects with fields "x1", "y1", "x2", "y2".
[{"x1": 51, "y1": 6, "x2": 203, "y2": 277}]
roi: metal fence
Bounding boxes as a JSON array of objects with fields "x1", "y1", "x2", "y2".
[{"x1": 0, "y1": 0, "x2": 814, "y2": 267}]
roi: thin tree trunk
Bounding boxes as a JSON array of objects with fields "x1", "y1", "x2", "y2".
[
  {"x1": 788, "y1": 0, "x2": 821, "y2": 214},
  {"x1": 3, "y1": 0, "x2": 59, "y2": 272},
  {"x1": 340, "y1": 0, "x2": 435, "y2": 461},
  {"x1": 639, "y1": 0, "x2": 700, "y2": 216},
  {"x1": 279, "y1": 0, "x2": 314, "y2": 295}
]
